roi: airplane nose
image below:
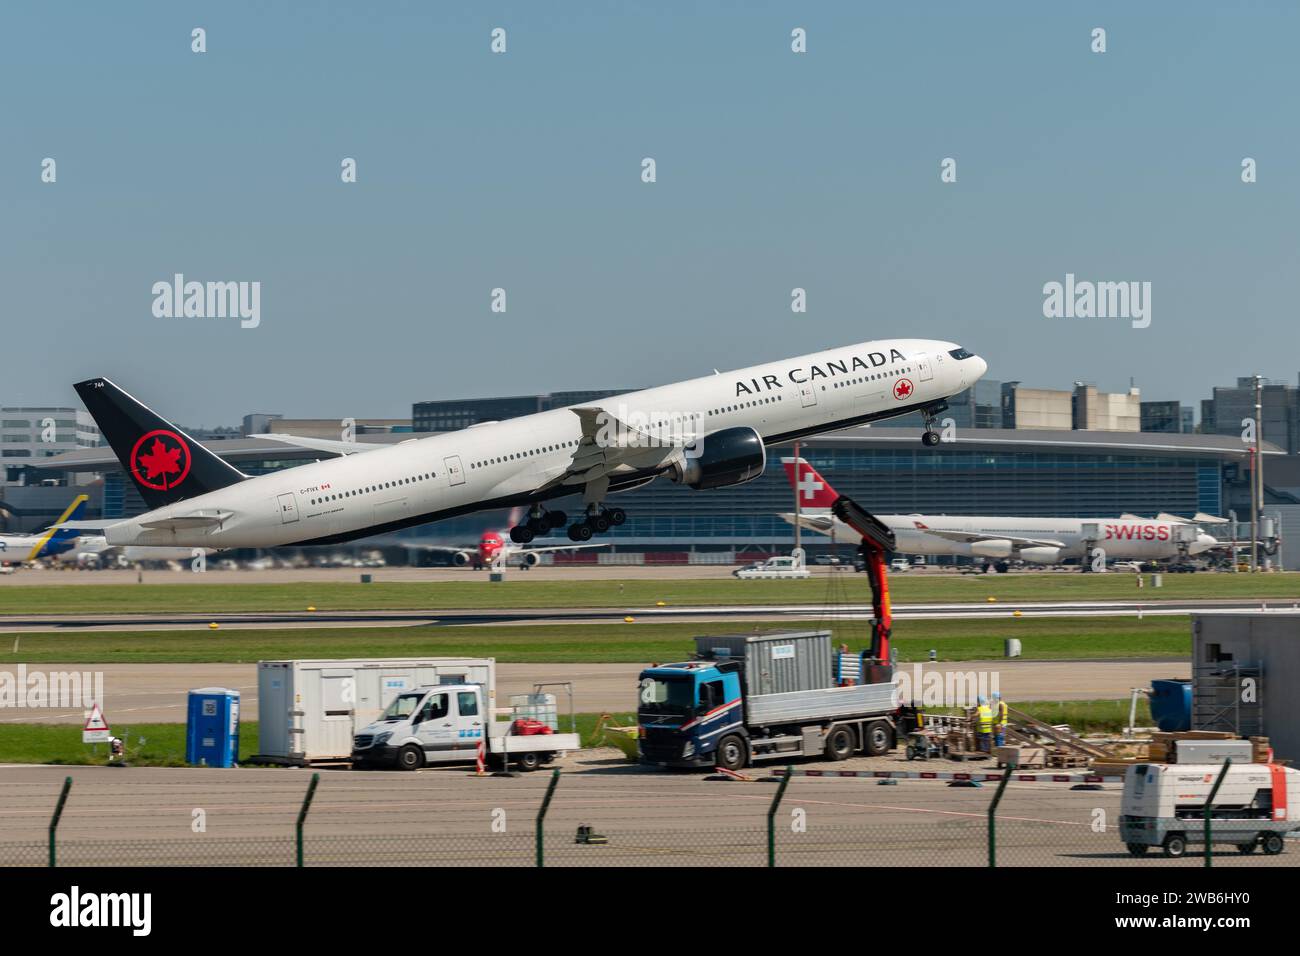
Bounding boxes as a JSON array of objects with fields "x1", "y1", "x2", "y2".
[{"x1": 970, "y1": 355, "x2": 988, "y2": 382}]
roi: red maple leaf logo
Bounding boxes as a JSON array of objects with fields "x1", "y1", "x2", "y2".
[
  {"x1": 893, "y1": 378, "x2": 913, "y2": 400},
  {"x1": 138, "y1": 438, "x2": 182, "y2": 481},
  {"x1": 129, "y1": 429, "x2": 192, "y2": 491}
]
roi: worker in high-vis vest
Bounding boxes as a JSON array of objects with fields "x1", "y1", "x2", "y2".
[
  {"x1": 976, "y1": 696, "x2": 994, "y2": 753},
  {"x1": 992, "y1": 691, "x2": 1008, "y2": 747}
]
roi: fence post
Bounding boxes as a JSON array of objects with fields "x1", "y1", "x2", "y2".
[
  {"x1": 767, "y1": 767, "x2": 793, "y2": 868},
  {"x1": 987, "y1": 763, "x2": 1014, "y2": 867},
  {"x1": 48, "y1": 776, "x2": 72, "y2": 868},
  {"x1": 535, "y1": 768, "x2": 560, "y2": 867},
  {"x1": 296, "y1": 772, "x2": 319, "y2": 868},
  {"x1": 1204, "y1": 758, "x2": 1231, "y2": 868}
]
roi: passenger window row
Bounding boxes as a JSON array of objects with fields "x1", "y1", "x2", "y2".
[
  {"x1": 310, "y1": 471, "x2": 435, "y2": 507},
  {"x1": 471, "y1": 439, "x2": 581, "y2": 471},
  {"x1": 708, "y1": 395, "x2": 782, "y2": 417},
  {"x1": 832, "y1": 367, "x2": 913, "y2": 389}
]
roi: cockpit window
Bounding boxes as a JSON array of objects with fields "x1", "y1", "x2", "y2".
[{"x1": 948, "y1": 348, "x2": 974, "y2": 360}]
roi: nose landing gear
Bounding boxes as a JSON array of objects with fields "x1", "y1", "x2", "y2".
[
  {"x1": 920, "y1": 406, "x2": 943, "y2": 446},
  {"x1": 920, "y1": 408, "x2": 941, "y2": 444}
]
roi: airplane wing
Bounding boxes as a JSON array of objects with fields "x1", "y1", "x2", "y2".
[
  {"x1": 539, "y1": 407, "x2": 688, "y2": 490},
  {"x1": 249, "y1": 434, "x2": 385, "y2": 456},
  {"x1": 912, "y1": 527, "x2": 1068, "y2": 550},
  {"x1": 777, "y1": 512, "x2": 838, "y2": 536}
]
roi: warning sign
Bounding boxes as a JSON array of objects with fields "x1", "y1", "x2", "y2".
[{"x1": 83, "y1": 702, "x2": 111, "y2": 744}]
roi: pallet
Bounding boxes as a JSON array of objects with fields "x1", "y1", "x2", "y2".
[{"x1": 1046, "y1": 752, "x2": 1091, "y2": 769}]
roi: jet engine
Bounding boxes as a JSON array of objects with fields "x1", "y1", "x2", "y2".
[
  {"x1": 669, "y1": 427, "x2": 766, "y2": 490},
  {"x1": 452, "y1": 551, "x2": 472, "y2": 567},
  {"x1": 1018, "y1": 546, "x2": 1062, "y2": 564},
  {"x1": 968, "y1": 539, "x2": 1014, "y2": 559},
  {"x1": 520, "y1": 551, "x2": 541, "y2": 568}
]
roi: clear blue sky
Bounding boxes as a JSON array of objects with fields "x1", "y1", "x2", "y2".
[{"x1": 3, "y1": 2, "x2": 1297, "y2": 426}]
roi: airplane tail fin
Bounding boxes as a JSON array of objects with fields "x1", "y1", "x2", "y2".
[
  {"x1": 73, "y1": 378, "x2": 248, "y2": 509},
  {"x1": 27, "y1": 494, "x2": 89, "y2": 560},
  {"x1": 779, "y1": 456, "x2": 840, "y2": 508}
]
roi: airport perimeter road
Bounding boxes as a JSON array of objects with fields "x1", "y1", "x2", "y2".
[
  {"x1": 0, "y1": 759, "x2": 1290, "y2": 867},
  {"x1": 0, "y1": 659, "x2": 1190, "y2": 724}
]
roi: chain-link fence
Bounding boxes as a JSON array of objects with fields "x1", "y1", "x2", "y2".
[{"x1": 4, "y1": 764, "x2": 1293, "y2": 867}]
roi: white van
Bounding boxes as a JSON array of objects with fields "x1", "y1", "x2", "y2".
[
  {"x1": 1120, "y1": 763, "x2": 1300, "y2": 857},
  {"x1": 733, "y1": 555, "x2": 810, "y2": 579},
  {"x1": 351, "y1": 683, "x2": 581, "y2": 772}
]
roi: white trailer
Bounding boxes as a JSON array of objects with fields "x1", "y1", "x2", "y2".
[
  {"x1": 256, "y1": 658, "x2": 496, "y2": 764},
  {"x1": 1120, "y1": 762, "x2": 1300, "y2": 857}
]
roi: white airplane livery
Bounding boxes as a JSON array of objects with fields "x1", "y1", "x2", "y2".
[
  {"x1": 70, "y1": 339, "x2": 986, "y2": 551},
  {"x1": 780, "y1": 458, "x2": 1220, "y2": 566}
]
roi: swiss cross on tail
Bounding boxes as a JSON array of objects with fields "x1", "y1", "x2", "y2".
[
  {"x1": 129, "y1": 429, "x2": 192, "y2": 491},
  {"x1": 779, "y1": 457, "x2": 839, "y2": 508}
]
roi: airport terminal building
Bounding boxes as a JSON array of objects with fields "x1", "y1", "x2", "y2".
[{"x1": 32, "y1": 423, "x2": 1284, "y2": 563}]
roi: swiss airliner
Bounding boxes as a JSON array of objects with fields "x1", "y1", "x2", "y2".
[
  {"x1": 779, "y1": 458, "x2": 1219, "y2": 567},
  {"x1": 69, "y1": 339, "x2": 986, "y2": 551}
]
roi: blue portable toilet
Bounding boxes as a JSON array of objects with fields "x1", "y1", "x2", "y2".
[
  {"x1": 1149, "y1": 679, "x2": 1192, "y2": 732},
  {"x1": 186, "y1": 687, "x2": 241, "y2": 767}
]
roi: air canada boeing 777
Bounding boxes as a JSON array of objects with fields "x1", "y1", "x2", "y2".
[{"x1": 69, "y1": 339, "x2": 986, "y2": 551}]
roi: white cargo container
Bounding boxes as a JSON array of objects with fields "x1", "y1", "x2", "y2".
[{"x1": 256, "y1": 658, "x2": 496, "y2": 763}]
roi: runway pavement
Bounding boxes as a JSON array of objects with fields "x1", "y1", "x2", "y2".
[
  {"x1": 0, "y1": 659, "x2": 1190, "y2": 724},
  {"x1": 0, "y1": 760, "x2": 1289, "y2": 866},
  {"x1": 0, "y1": 598, "x2": 1292, "y2": 632}
]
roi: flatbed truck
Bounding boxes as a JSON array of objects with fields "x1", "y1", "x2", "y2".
[{"x1": 637, "y1": 494, "x2": 903, "y2": 770}]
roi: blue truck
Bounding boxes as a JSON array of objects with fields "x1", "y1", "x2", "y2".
[
  {"x1": 637, "y1": 495, "x2": 903, "y2": 771},
  {"x1": 637, "y1": 631, "x2": 899, "y2": 770}
]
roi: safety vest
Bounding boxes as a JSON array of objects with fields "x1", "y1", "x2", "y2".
[
  {"x1": 977, "y1": 705, "x2": 993, "y2": 733},
  {"x1": 995, "y1": 700, "x2": 1008, "y2": 727}
]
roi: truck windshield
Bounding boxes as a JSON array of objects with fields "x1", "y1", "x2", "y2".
[
  {"x1": 379, "y1": 693, "x2": 424, "y2": 721},
  {"x1": 638, "y1": 676, "x2": 695, "y2": 717}
]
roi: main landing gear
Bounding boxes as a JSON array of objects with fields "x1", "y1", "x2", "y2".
[
  {"x1": 509, "y1": 504, "x2": 628, "y2": 543},
  {"x1": 567, "y1": 506, "x2": 626, "y2": 542},
  {"x1": 509, "y1": 507, "x2": 568, "y2": 544}
]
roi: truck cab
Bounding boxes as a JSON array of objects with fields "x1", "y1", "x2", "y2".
[
  {"x1": 637, "y1": 662, "x2": 745, "y2": 768},
  {"x1": 351, "y1": 682, "x2": 578, "y2": 771}
]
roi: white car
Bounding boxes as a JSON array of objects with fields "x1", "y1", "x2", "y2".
[
  {"x1": 889, "y1": 558, "x2": 911, "y2": 573},
  {"x1": 733, "y1": 556, "x2": 811, "y2": 579}
]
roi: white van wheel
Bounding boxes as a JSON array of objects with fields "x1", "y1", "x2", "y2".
[
  {"x1": 397, "y1": 744, "x2": 423, "y2": 771},
  {"x1": 515, "y1": 751, "x2": 541, "y2": 772},
  {"x1": 1162, "y1": 833, "x2": 1187, "y2": 858}
]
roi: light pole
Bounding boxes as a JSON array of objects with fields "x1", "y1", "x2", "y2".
[
  {"x1": 792, "y1": 440, "x2": 801, "y2": 557},
  {"x1": 1251, "y1": 375, "x2": 1263, "y2": 573}
]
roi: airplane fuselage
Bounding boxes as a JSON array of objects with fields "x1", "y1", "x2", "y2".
[
  {"x1": 103, "y1": 339, "x2": 983, "y2": 549},
  {"x1": 795, "y1": 513, "x2": 1218, "y2": 562}
]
